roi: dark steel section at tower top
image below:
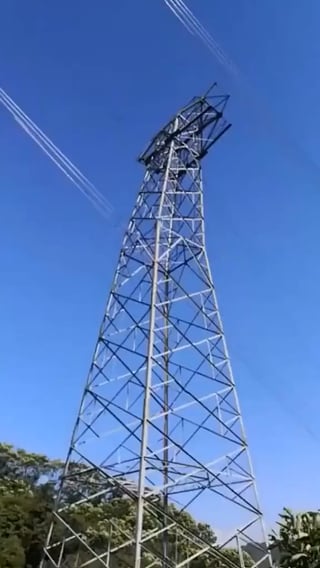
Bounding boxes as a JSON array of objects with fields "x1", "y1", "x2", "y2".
[{"x1": 139, "y1": 87, "x2": 230, "y2": 173}]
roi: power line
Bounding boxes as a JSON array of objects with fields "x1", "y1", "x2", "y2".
[
  {"x1": 165, "y1": 0, "x2": 239, "y2": 78},
  {"x1": 0, "y1": 88, "x2": 114, "y2": 221}
]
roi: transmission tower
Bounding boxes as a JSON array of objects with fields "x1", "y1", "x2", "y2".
[{"x1": 42, "y1": 87, "x2": 271, "y2": 568}]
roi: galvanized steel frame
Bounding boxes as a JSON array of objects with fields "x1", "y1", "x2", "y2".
[{"x1": 41, "y1": 87, "x2": 271, "y2": 568}]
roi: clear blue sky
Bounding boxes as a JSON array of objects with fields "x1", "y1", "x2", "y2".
[{"x1": 1, "y1": 0, "x2": 320, "y2": 531}]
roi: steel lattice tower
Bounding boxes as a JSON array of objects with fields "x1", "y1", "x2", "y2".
[{"x1": 42, "y1": 88, "x2": 271, "y2": 568}]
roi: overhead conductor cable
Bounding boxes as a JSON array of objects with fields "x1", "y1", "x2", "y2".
[{"x1": 0, "y1": 87, "x2": 113, "y2": 220}]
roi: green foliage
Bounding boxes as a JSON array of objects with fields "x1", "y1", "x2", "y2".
[
  {"x1": 0, "y1": 442, "x2": 253, "y2": 568},
  {"x1": 0, "y1": 535, "x2": 25, "y2": 568},
  {"x1": 0, "y1": 444, "x2": 58, "y2": 568},
  {"x1": 270, "y1": 508, "x2": 320, "y2": 568},
  {"x1": 0, "y1": 490, "x2": 52, "y2": 567},
  {"x1": 222, "y1": 549, "x2": 254, "y2": 568}
]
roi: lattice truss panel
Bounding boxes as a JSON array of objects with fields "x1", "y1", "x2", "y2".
[{"x1": 42, "y1": 90, "x2": 270, "y2": 568}]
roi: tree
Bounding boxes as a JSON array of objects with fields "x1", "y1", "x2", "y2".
[
  {"x1": 0, "y1": 442, "x2": 252, "y2": 568},
  {"x1": 222, "y1": 549, "x2": 254, "y2": 568},
  {"x1": 0, "y1": 443, "x2": 60, "y2": 568},
  {"x1": 270, "y1": 508, "x2": 320, "y2": 568},
  {"x1": 0, "y1": 535, "x2": 25, "y2": 568},
  {"x1": 0, "y1": 488, "x2": 53, "y2": 567}
]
